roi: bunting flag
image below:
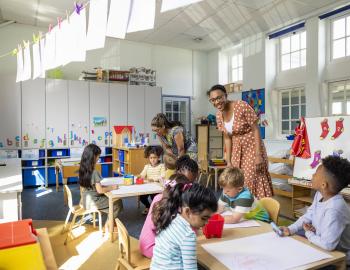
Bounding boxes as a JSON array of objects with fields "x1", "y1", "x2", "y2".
[
  {"x1": 39, "y1": 38, "x2": 46, "y2": 78},
  {"x1": 15, "y1": 46, "x2": 23, "y2": 82},
  {"x1": 69, "y1": 7, "x2": 86, "y2": 62},
  {"x1": 32, "y1": 42, "x2": 41, "y2": 79},
  {"x1": 86, "y1": 0, "x2": 108, "y2": 50},
  {"x1": 106, "y1": 0, "x2": 132, "y2": 39},
  {"x1": 127, "y1": 0, "x2": 156, "y2": 33},
  {"x1": 22, "y1": 42, "x2": 32, "y2": 81}
]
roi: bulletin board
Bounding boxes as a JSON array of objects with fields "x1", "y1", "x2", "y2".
[
  {"x1": 242, "y1": 88, "x2": 265, "y2": 139},
  {"x1": 293, "y1": 116, "x2": 350, "y2": 180}
]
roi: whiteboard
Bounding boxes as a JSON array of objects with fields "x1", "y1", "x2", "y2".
[
  {"x1": 46, "y1": 79, "x2": 69, "y2": 149},
  {"x1": 109, "y1": 83, "x2": 127, "y2": 146},
  {"x1": 22, "y1": 79, "x2": 46, "y2": 149},
  {"x1": 144, "y1": 86, "x2": 162, "y2": 145},
  {"x1": 128, "y1": 85, "x2": 145, "y2": 138},
  {"x1": 68, "y1": 80, "x2": 90, "y2": 148},
  {"x1": 90, "y1": 82, "x2": 110, "y2": 146},
  {"x1": 0, "y1": 76, "x2": 21, "y2": 149},
  {"x1": 293, "y1": 116, "x2": 350, "y2": 180}
]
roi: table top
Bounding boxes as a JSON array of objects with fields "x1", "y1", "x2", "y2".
[
  {"x1": 105, "y1": 183, "x2": 163, "y2": 199},
  {"x1": 208, "y1": 165, "x2": 228, "y2": 169},
  {"x1": 197, "y1": 221, "x2": 346, "y2": 270},
  {"x1": 0, "y1": 160, "x2": 22, "y2": 193},
  {"x1": 37, "y1": 228, "x2": 57, "y2": 270}
]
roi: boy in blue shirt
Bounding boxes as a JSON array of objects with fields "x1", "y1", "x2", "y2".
[{"x1": 280, "y1": 156, "x2": 350, "y2": 267}]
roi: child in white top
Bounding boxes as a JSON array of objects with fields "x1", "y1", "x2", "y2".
[{"x1": 139, "y1": 145, "x2": 165, "y2": 214}]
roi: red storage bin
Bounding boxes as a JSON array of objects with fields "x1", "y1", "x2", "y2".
[{"x1": 202, "y1": 214, "x2": 224, "y2": 239}]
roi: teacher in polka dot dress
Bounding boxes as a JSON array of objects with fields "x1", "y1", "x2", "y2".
[{"x1": 207, "y1": 84, "x2": 273, "y2": 199}]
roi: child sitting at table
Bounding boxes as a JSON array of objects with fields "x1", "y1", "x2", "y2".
[
  {"x1": 151, "y1": 183, "x2": 217, "y2": 269},
  {"x1": 217, "y1": 167, "x2": 270, "y2": 223},
  {"x1": 280, "y1": 156, "x2": 350, "y2": 266},
  {"x1": 139, "y1": 145, "x2": 166, "y2": 214},
  {"x1": 79, "y1": 144, "x2": 123, "y2": 223},
  {"x1": 139, "y1": 155, "x2": 199, "y2": 258}
]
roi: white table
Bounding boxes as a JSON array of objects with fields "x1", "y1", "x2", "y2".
[
  {"x1": 208, "y1": 165, "x2": 228, "y2": 192},
  {"x1": 0, "y1": 159, "x2": 23, "y2": 222}
]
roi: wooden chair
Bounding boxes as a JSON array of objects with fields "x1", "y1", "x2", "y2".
[
  {"x1": 198, "y1": 158, "x2": 214, "y2": 188},
  {"x1": 62, "y1": 184, "x2": 103, "y2": 245},
  {"x1": 115, "y1": 218, "x2": 151, "y2": 270},
  {"x1": 259, "y1": 197, "x2": 280, "y2": 224}
]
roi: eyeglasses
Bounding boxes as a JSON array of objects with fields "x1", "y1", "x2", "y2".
[{"x1": 209, "y1": 95, "x2": 225, "y2": 104}]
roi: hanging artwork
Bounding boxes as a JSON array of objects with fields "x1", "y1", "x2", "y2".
[
  {"x1": 242, "y1": 88, "x2": 266, "y2": 139},
  {"x1": 93, "y1": 116, "x2": 107, "y2": 127}
]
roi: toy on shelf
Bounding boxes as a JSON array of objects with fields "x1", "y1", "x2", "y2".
[
  {"x1": 112, "y1": 126, "x2": 133, "y2": 148},
  {"x1": 123, "y1": 174, "x2": 134, "y2": 185}
]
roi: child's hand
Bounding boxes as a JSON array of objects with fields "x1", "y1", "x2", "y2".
[
  {"x1": 280, "y1": 226, "x2": 291, "y2": 236},
  {"x1": 303, "y1": 223, "x2": 315, "y2": 232}
]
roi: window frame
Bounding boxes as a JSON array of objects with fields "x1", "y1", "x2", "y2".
[
  {"x1": 328, "y1": 79, "x2": 350, "y2": 116},
  {"x1": 330, "y1": 13, "x2": 350, "y2": 61},
  {"x1": 228, "y1": 52, "x2": 243, "y2": 83}
]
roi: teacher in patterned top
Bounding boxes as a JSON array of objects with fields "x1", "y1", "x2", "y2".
[
  {"x1": 207, "y1": 84, "x2": 273, "y2": 199},
  {"x1": 151, "y1": 113, "x2": 197, "y2": 169}
]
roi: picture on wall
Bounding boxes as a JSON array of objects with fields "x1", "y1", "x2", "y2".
[
  {"x1": 93, "y1": 116, "x2": 107, "y2": 127},
  {"x1": 242, "y1": 88, "x2": 265, "y2": 139}
]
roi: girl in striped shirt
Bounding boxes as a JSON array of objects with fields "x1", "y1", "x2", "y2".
[{"x1": 151, "y1": 183, "x2": 218, "y2": 270}]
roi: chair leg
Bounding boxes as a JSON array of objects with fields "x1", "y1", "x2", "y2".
[
  {"x1": 93, "y1": 212, "x2": 96, "y2": 228},
  {"x1": 65, "y1": 213, "x2": 78, "y2": 245},
  {"x1": 61, "y1": 209, "x2": 72, "y2": 234},
  {"x1": 79, "y1": 214, "x2": 85, "y2": 227},
  {"x1": 206, "y1": 174, "x2": 212, "y2": 188},
  {"x1": 198, "y1": 173, "x2": 203, "y2": 184}
]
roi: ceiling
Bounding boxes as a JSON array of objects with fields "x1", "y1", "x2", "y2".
[{"x1": 0, "y1": 0, "x2": 348, "y2": 51}]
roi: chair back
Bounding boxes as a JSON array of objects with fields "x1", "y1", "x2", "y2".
[
  {"x1": 64, "y1": 185, "x2": 74, "y2": 210},
  {"x1": 259, "y1": 197, "x2": 280, "y2": 224},
  {"x1": 198, "y1": 156, "x2": 208, "y2": 173},
  {"x1": 115, "y1": 218, "x2": 131, "y2": 263}
]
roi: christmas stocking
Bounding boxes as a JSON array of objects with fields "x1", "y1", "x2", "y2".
[
  {"x1": 320, "y1": 118, "x2": 329, "y2": 140},
  {"x1": 310, "y1": 150, "x2": 321, "y2": 169},
  {"x1": 331, "y1": 118, "x2": 344, "y2": 140},
  {"x1": 333, "y1": 149, "x2": 344, "y2": 157}
]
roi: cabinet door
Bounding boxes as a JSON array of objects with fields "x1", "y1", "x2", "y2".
[
  {"x1": 0, "y1": 76, "x2": 21, "y2": 149},
  {"x1": 22, "y1": 79, "x2": 46, "y2": 148},
  {"x1": 68, "y1": 80, "x2": 89, "y2": 147},
  {"x1": 127, "y1": 85, "x2": 145, "y2": 137},
  {"x1": 144, "y1": 86, "x2": 161, "y2": 145},
  {"x1": 90, "y1": 82, "x2": 110, "y2": 146},
  {"x1": 109, "y1": 83, "x2": 127, "y2": 146},
  {"x1": 46, "y1": 79, "x2": 69, "y2": 148}
]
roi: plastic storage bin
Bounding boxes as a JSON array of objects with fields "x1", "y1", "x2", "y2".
[
  {"x1": 47, "y1": 167, "x2": 62, "y2": 185},
  {"x1": 23, "y1": 159, "x2": 44, "y2": 167},
  {"x1": 120, "y1": 163, "x2": 125, "y2": 174},
  {"x1": 51, "y1": 149, "x2": 68, "y2": 157},
  {"x1": 202, "y1": 214, "x2": 224, "y2": 239},
  {"x1": 118, "y1": 150, "x2": 124, "y2": 162},
  {"x1": 22, "y1": 168, "x2": 45, "y2": 187}
]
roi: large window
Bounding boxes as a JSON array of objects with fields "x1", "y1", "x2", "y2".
[
  {"x1": 329, "y1": 80, "x2": 350, "y2": 115},
  {"x1": 280, "y1": 87, "x2": 306, "y2": 135},
  {"x1": 162, "y1": 96, "x2": 191, "y2": 133},
  {"x1": 229, "y1": 53, "x2": 243, "y2": 82},
  {"x1": 280, "y1": 31, "x2": 306, "y2": 71},
  {"x1": 331, "y1": 15, "x2": 350, "y2": 59}
]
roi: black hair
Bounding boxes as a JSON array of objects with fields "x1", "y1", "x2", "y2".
[
  {"x1": 144, "y1": 145, "x2": 163, "y2": 158},
  {"x1": 207, "y1": 84, "x2": 227, "y2": 97},
  {"x1": 152, "y1": 182, "x2": 218, "y2": 234},
  {"x1": 151, "y1": 113, "x2": 183, "y2": 129},
  {"x1": 175, "y1": 155, "x2": 199, "y2": 176},
  {"x1": 322, "y1": 156, "x2": 350, "y2": 194},
  {"x1": 79, "y1": 144, "x2": 101, "y2": 188}
]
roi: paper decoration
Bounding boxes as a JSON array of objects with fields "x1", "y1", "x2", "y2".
[
  {"x1": 22, "y1": 44, "x2": 32, "y2": 81},
  {"x1": 55, "y1": 22, "x2": 65, "y2": 67},
  {"x1": 93, "y1": 117, "x2": 107, "y2": 127},
  {"x1": 15, "y1": 47, "x2": 23, "y2": 82},
  {"x1": 32, "y1": 42, "x2": 41, "y2": 79},
  {"x1": 161, "y1": 0, "x2": 203, "y2": 12},
  {"x1": 106, "y1": 0, "x2": 132, "y2": 39},
  {"x1": 69, "y1": 8, "x2": 86, "y2": 62},
  {"x1": 86, "y1": 0, "x2": 108, "y2": 50},
  {"x1": 44, "y1": 29, "x2": 56, "y2": 70},
  {"x1": 127, "y1": 0, "x2": 156, "y2": 33},
  {"x1": 60, "y1": 19, "x2": 71, "y2": 66},
  {"x1": 39, "y1": 38, "x2": 46, "y2": 77}
]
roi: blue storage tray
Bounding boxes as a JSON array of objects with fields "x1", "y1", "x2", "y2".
[
  {"x1": 118, "y1": 150, "x2": 124, "y2": 162},
  {"x1": 51, "y1": 149, "x2": 68, "y2": 157},
  {"x1": 47, "y1": 167, "x2": 62, "y2": 185},
  {"x1": 101, "y1": 164, "x2": 111, "y2": 178},
  {"x1": 23, "y1": 168, "x2": 45, "y2": 187},
  {"x1": 23, "y1": 160, "x2": 44, "y2": 167}
]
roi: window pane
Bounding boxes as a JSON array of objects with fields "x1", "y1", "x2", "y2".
[
  {"x1": 301, "y1": 31, "x2": 306, "y2": 49},
  {"x1": 347, "y1": 37, "x2": 350, "y2": 56},
  {"x1": 291, "y1": 105, "x2": 299, "y2": 119},
  {"x1": 333, "y1": 17, "x2": 346, "y2": 40},
  {"x1": 346, "y1": 89, "x2": 350, "y2": 99},
  {"x1": 333, "y1": 39, "x2": 346, "y2": 59},
  {"x1": 291, "y1": 34, "x2": 300, "y2": 51},
  {"x1": 332, "y1": 101, "x2": 342, "y2": 115},
  {"x1": 281, "y1": 36, "x2": 290, "y2": 54},
  {"x1": 300, "y1": 89, "x2": 306, "y2": 103},
  {"x1": 282, "y1": 121, "x2": 290, "y2": 134},
  {"x1": 332, "y1": 90, "x2": 344, "y2": 101},
  {"x1": 291, "y1": 51, "x2": 300, "y2": 69},
  {"x1": 300, "y1": 49, "x2": 306, "y2": 66},
  {"x1": 165, "y1": 101, "x2": 172, "y2": 111},
  {"x1": 291, "y1": 120, "x2": 299, "y2": 131},
  {"x1": 281, "y1": 54, "x2": 290, "y2": 71},
  {"x1": 173, "y1": 113, "x2": 179, "y2": 121},
  {"x1": 291, "y1": 90, "x2": 299, "y2": 105},
  {"x1": 238, "y1": 67, "x2": 243, "y2": 81},
  {"x1": 347, "y1": 101, "x2": 350, "y2": 114},
  {"x1": 173, "y1": 101, "x2": 179, "y2": 112},
  {"x1": 232, "y1": 68, "x2": 238, "y2": 82},
  {"x1": 301, "y1": 105, "x2": 306, "y2": 116},
  {"x1": 282, "y1": 106, "x2": 289, "y2": 120},
  {"x1": 180, "y1": 112, "x2": 186, "y2": 124},
  {"x1": 238, "y1": 54, "x2": 242, "y2": 67},
  {"x1": 282, "y1": 92, "x2": 289, "y2": 105},
  {"x1": 180, "y1": 101, "x2": 186, "y2": 112},
  {"x1": 231, "y1": 55, "x2": 238, "y2": 68},
  {"x1": 166, "y1": 112, "x2": 172, "y2": 119},
  {"x1": 347, "y1": 17, "x2": 350, "y2": 36}
]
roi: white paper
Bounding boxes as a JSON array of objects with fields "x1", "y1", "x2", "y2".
[
  {"x1": 44, "y1": 30, "x2": 56, "y2": 70},
  {"x1": 111, "y1": 183, "x2": 162, "y2": 195},
  {"x1": 32, "y1": 43, "x2": 41, "y2": 79},
  {"x1": 60, "y1": 20, "x2": 72, "y2": 66},
  {"x1": 161, "y1": 0, "x2": 202, "y2": 12},
  {"x1": 127, "y1": 0, "x2": 156, "y2": 33},
  {"x1": 22, "y1": 45, "x2": 32, "y2": 81},
  {"x1": 16, "y1": 47, "x2": 23, "y2": 82},
  {"x1": 224, "y1": 220, "x2": 261, "y2": 229},
  {"x1": 55, "y1": 23, "x2": 65, "y2": 67},
  {"x1": 39, "y1": 38, "x2": 46, "y2": 78},
  {"x1": 69, "y1": 9, "x2": 86, "y2": 62},
  {"x1": 86, "y1": 0, "x2": 108, "y2": 50},
  {"x1": 100, "y1": 177, "x2": 124, "y2": 186},
  {"x1": 106, "y1": 0, "x2": 132, "y2": 39},
  {"x1": 202, "y1": 232, "x2": 332, "y2": 270}
]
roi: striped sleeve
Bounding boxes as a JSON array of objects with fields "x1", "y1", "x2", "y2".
[{"x1": 180, "y1": 230, "x2": 198, "y2": 270}]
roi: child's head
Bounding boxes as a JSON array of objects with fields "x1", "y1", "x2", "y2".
[
  {"x1": 175, "y1": 155, "x2": 199, "y2": 182},
  {"x1": 144, "y1": 145, "x2": 163, "y2": 166},
  {"x1": 152, "y1": 182, "x2": 217, "y2": 233},
  {"x1": 79, "y1": 144, "x2": 101, "y2": 188},
  {"x1": 312, "y1": 156, "x2": 350, "y2": 195},
  {"x1": 219, "y1": 167, "x2": 245, "y2": 198}
]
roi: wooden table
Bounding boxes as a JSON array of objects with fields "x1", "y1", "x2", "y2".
[
  {"x1": 104, "y1": 181, "x2": 163, "y2": 242},
  {"x1": 37, "y1": 228, "x2": 58, "y2": 270},
  {"x1": 208, "y1": 165, "x2": 228, "y2": 192},
  {"x1": 197, "y1": 221, "x2": 347, "y2": 270}
]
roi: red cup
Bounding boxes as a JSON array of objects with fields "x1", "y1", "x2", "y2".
[
  {"x1": 202, "y1": 214, "x2": 224, "y2": 239},
  {"x1": 136, "y1": 177, "x2": 144, "y2": 184}
]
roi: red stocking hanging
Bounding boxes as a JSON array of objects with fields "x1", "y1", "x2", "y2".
[
  {"x1": 320, "y1": 118, "x2": 329, "y2": 140},
  {"x1": 331, "y1": 117, "x2": 344, "y2": 140}
]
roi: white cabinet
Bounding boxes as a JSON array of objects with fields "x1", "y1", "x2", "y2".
[
  {"x1": 127, "y1": 85, "x2": 145, "y2": 136},
  {"x1": 144, "y1": 86, "x2": 162, "y2": 145}
]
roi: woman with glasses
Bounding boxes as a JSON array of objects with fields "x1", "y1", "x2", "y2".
[
  {"x1": 207, "y1": 84, "x2": 273, "y2": 199},
  {"x1": 151, "y1": 113, "x2": 197, "y2": 170}
]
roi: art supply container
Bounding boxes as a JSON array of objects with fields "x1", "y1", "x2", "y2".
[{"x1": 202, "y1": 214, "x2": 224, "y2": 239}]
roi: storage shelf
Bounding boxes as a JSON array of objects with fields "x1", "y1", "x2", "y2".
[
  {"x1": 47, "y1": 156, "x2": 71, "y2": 159},
  {"x1": 22, "y1": 166, "x2": 46, "y2": 170},
  {"x1": 98, "y1": 162, "x2": 113, "y2": 165},
  {"x1": 273, "y1": 188, "x2": 292, "y2": 198},
  {"x1": 294, "y1": 196, "x2": 313, "y2": 204}
]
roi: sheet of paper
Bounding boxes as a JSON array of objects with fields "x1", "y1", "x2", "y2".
[
  {"x1": 44, "y1": 29, "x2": 56, "y2": 70},
  {"x1": 16, "y1": 47, "x2": 23, "y2": 82},
  {"x1": 86, "y1": 0, "x2": 108, "y2": 50},
  {"x1": 127, "y1": 0, "x2": 155, "y2": 33},
  {"x1": 39, "y1": 38, "x2": 46, "y2": 77},
  {"x1": 32, "y1": 42, "x2": 41, "y2": 79},
  {"x1": 106, "y1": 0, "x2": 131, "y2": 39},
  {"x1": 22, "y1": 45, "x2": 31, "y2": 81},
  {"x1": 202, "y1": 232, "x2": 332, "y2": 270},
  {"x1": 224, "y1": 220, "x2": 261, "y2": 229},
  {"x1": 69, "y1": 9, "x2": 86, "y2": 62},
  {"x1": 60, "y1": 19, "x2": 71, "y2": 66},
  {"x1": 100, "y1": 177, "x2": 124, "y2": 186},
  {"x1": 111, "y1": 183, "x2": 162, "y2": 195}
]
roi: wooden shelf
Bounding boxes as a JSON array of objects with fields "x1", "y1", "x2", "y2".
[
  {"x1": 294, "y1": 196, "x2": 313, "y2": 204},
  {"x1": 273, "y1": 188, "x2": 292, "y2": 198}
]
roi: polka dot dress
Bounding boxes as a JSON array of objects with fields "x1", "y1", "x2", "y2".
[{"x1": 216, "y1": 100, "x2": 273, "y2": 199}]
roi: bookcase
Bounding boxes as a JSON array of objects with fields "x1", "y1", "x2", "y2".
[
  {"x1": 196, "y1": 124, "x2": 223, "y2": 163},
  {"x1": 112, "y1": 147, "x2": 148, "y2": 176}
]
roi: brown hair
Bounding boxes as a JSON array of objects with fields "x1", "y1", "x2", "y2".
[{"x1": 219, "y1": 167, "x2": 244, "y2": 188}]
